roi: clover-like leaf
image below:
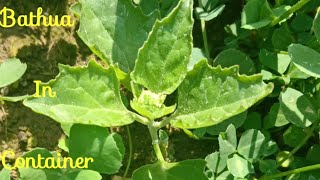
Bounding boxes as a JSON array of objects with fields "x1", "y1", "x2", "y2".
[
  {"x1": 216, "y1": 171, "x2": 235, "y2": 180},
  {"x1": 306, "y1": 145, "x2": 320, "y2": 164},
  {"x1": 170, "y1": 59, "x2": 273, "y2": 129},
  {"x1": 237, "y1": 129, "x2": 265, "y2": 162},
  {"x1": 263, "y1": 103, "x2": 289, "y2": 129},
  {"x1": 19, "y1": 148, "x2": 102, "y2": 180},
  {"x1": 0, "y1": 58, "x2": 27, "y2": 88},
  {"x1": 288, "y1": 44, "x2": 320, "y2": 78},
  {"x1": 291, "y1": 14, "x2": 313, "y2": 33},
  {"x1": 280, "y1": 88, "x2": 317, "y2": 128},
  {"x1": 283, "y1": 125, "x2": 306, "y2": 148},
  {"x1": 23, "y1": 60, "x2": 135, "y2": 127},
  {"x1": 259, "y1": 50, "x2": 291, "y2": 75},
  {"x1": 132, "y1": 160, "x2": 207, "y2": 180},
  {"x1": 131, "y1": 0, "x2": 193, "y2": 94},
  {"x1": 69, "y1": 124, "x2": 125, "y2": 174},
  {"x1": 271, "y1": 25, "x2": 294, "y2": 51},
  {"x1": 241, "y1": 0, "x2": 274, "y2": 29},
  {"x1": 218, "y1": 124, "x2": 237, "y2": 157},
  {"x1": 227, "y1": 154, "x2": 253, "y2": 178},
  {"x1": 205, "y1": 152, "x2": 227, "y2": 174},
  {"x1": 77, "y1": 0, "x2": 159, "y2": 73}
]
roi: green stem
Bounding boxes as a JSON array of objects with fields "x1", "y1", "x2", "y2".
[
  {"x1": 148, "y1": 125, "x2": 165, "y2": 162},
  {"x1": 155, "y1": 117, "x2": 171, "y2": 129},
  {"x1": 200, "y1": 19, "x2": 210, "y2": 58},
  {"x1": 277, "y1": 122, "x2": 318, "y2": 167},
  {"x1": 123, "y1": 125, "x2": 133, "y2": 180},
  {"x1": 259, "y1": 164, "x2": 320, "y2": 180},
  {"x1": 198, "y1": 0, "x2": 210, "y2": 58},
  {"x1": 270, "y1": 0, "x2": 311, "y2": 27}
]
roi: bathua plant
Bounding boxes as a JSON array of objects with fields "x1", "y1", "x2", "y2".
[{"x1": 19, "y1": 0, "x2": 277, "y2": 179}]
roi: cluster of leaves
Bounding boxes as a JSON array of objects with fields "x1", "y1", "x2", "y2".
[{"x1": 1, "y1": 0, "x2": 320, "y2": 179}]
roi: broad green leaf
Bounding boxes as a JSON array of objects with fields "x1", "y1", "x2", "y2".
[
  {"x1": 130, "y1": 90, "x2": 176, "y2": 120},
  {"x1": 279, "y1": 88, "x2": 317, "y2": 128},
  {"x1": 218, "y1": 124, "x2": 237, "y2": 157},
  {"x1": 206, "y1": 111, "x2": 247, "y2": 136},
  {"x1": 23, "y1": 60, "x2": 135, "y2": 127},
  {"x1": 131, "y1": 0, "x2": 193, "y2": 94},
  {"x1": 205, "y1": 152, "x2": 227, "y2": 174},
  {"x1": 0, "y1": 58, "x2": 27, "y2": 88},
  {"x1": 259, "y1": 50, "x2": 291, "y2": 74},
  {"x1": 283, "y1": 125, "x2": 306, "y2": 148},
  {"x1": 241, "y1": 0, "x2": 274, "y2": 29},
  {"x1": 213, "y1": 49, "x2": 256, "y2": 75},
  {"x1": 263, "y1": 103, "x2": 289, "y2": 129},
  {"x1": 288, "y1": 44, "x2": 320, "y2": 78},
  {"x1": 227, "y1": 154, "x2": 253, "y2": 178},
  {"x1": 0, "y1": 167, "x2": 10, "y2": 180},
  {"x1": 314, "y1": 9, "x2": 320, "y2": 42},
  {"x1": 19, "y1": 148, "x2": 102, "y2": 180},
  {"x1": 271, "y1": 25, "x2": 294, "y2": 51},
  {"x1": 170, "y1": 59, "x2": 273, "y2": 129},
  {"x1": 132, "y1": 160, "x2": 207, "y2": 180},
  {"x1": 237, "y1": 129, "x2": 265, "y2": 162},
  {"x1": 77, "y1": 0, "x2": 159, "y2": 73},
  {"x1": 69, "y1": 124, "x2": 125, "y2": 174},
  {"x1": 0, "y1": 95, "x2": 29, "y2": 102}
]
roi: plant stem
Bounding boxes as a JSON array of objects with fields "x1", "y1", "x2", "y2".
[
  {"x1": 277, "y1": 122, "x2": 318, "y2": 167},
  {"x1": 259, "y1": 164, "x2": 320, "y2": 180},
  {"x1": 197, "y1": 0, "x2": 210, "y2": 58},
  {"x1": 200, "y1": 19, "x2": 210, "y2": 58},
  {"x1": 1, "y1": 106, "x2": 7, "y2": 140},
  {"x1": 155, "y1": 117, "x2": 171, "y2": 129},
  {"x1": 270, "y1": 0, "x2": 311, "y2": 27},
  {"x1": 123, "y1": 125, "x2": 132, "y2": 180},
  {"x1": 148, "y1": 124, "x2": 165, "y2": 162}
]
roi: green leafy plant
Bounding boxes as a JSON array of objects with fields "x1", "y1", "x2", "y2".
[{"x1": 1, "y1": 0, "x2": 319, "y2": 179}]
